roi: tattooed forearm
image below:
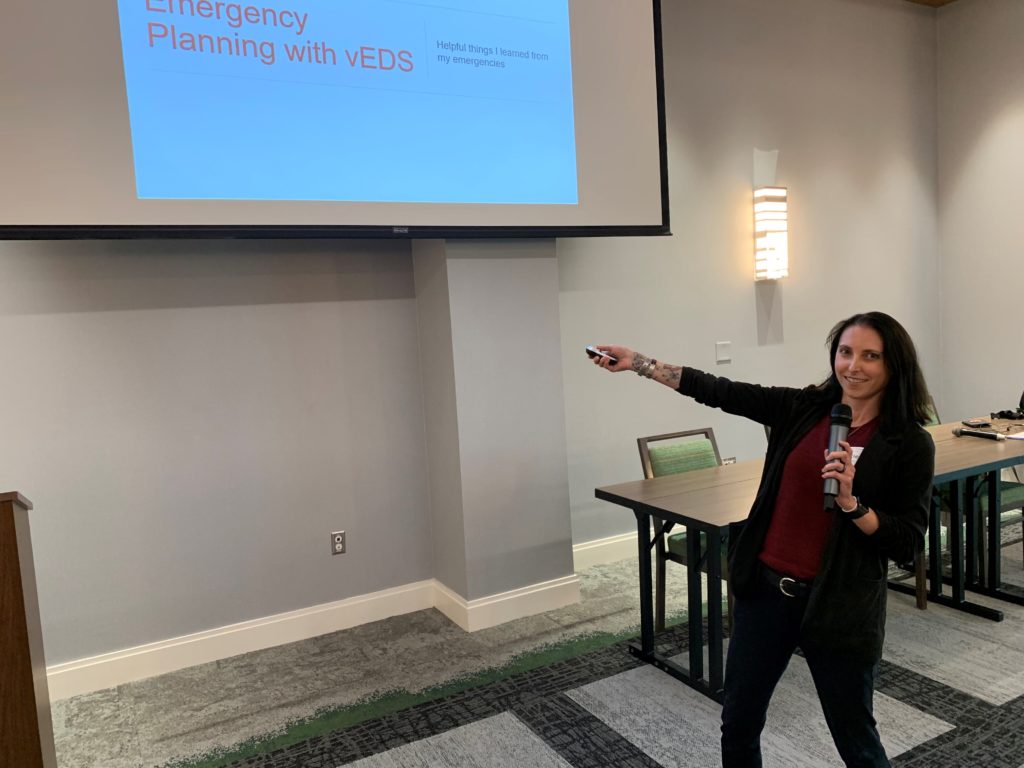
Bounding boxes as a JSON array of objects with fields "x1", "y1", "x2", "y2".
[
  {"x1": 661, "y1": 364, "x2": 682, "y2": 389},
  {"x1": 632, "y1": 353, "x2": 683, "y2": 389}
]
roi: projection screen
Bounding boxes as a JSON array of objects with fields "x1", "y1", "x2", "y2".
[{"x1": 0, "y1": 0, "x2": 668, "y2": 238}]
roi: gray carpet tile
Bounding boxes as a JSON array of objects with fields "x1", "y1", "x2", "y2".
[
  {"x1": 513, "y1": 692, "x2": 664, "y2": 768},
  {"x1": 345, "y1": 712, "x2": 573, "y2": 768},
  {"x1": 568, "y1": 653, "x2": 952, "y2": 768},
  {"x1": 569, "y1": 665, "x2": 722, "y2": 768},
  {"x1": 52, "y1": 687, "x2": 141, "y2": 768},
  {"x1": 877, "y1": 659, "x2": 1024, "y2": 768},
  {"x1": 883, "y1": 579, "x2": 1024, "y2": 705},
  {"x1": 892, "y1": 698, "x2": 1024, "y2": 768}
]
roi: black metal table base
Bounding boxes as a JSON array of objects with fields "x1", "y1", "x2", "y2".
[
  {"x1": 627, "y1": 642, "x2": 725, "y2": 703},
  {"x1": 634, "y1": 508, "x2": 726, "y2": 701},
  {"x1": 894, "y1": 473, "x2": 1020, "y2": 622},
  {"x1": 888, "y1": 579, "x2": 1004, "y2": 621},
  {"x1": 964, "y1": 584, "x2": 1024, "y2": 607}
]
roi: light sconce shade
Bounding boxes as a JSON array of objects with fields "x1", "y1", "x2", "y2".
[{"x1": 753, "y1": 186, "x2": 788, "y2": 281}]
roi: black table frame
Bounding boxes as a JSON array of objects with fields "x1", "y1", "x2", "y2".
[
  {"x1": 597, "y1": 495, "x2": 730, "y2": 702},
  {"x1": 639, "y1": 510, "x2": 726, "y2": 701},
  {"x1": 889, "y1": 453, "x2": 1024, "y2": 622}
]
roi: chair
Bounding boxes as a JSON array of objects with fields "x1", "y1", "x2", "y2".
[{"x1": 637, "y1": 428, "x2": 729, "y2": 632}]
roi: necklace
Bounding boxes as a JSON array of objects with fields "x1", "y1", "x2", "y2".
[{"x1": 848, "y1": 416, "x2": 878, "y2": 439}]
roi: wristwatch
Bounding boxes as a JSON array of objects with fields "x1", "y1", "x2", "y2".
[{"x1": 838, "y1": 496, "x2": 870, "y2": 520}]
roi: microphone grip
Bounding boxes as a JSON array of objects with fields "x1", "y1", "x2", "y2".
[{"x1": 823, "y1": 423, "x2": 850, "y2": 498}]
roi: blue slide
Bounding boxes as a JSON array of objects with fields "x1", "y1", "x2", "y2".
[{"x1": 116, "y1": 0, "x2": 578, "y2": 204}]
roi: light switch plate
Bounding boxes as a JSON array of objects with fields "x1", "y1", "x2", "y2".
[{"x1": 715, "y1": 341, "x2": 732, "y2": 364}]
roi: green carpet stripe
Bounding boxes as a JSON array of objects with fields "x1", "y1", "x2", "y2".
[{"x1": 162, "y1": 614, "x2": 691, "y2": 768}]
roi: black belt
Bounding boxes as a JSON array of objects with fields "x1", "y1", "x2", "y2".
[{"x1": 762, "y1": 565, "x2": 811, "y2": 599}]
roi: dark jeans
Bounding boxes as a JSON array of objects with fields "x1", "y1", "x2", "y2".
[{"x1": 720, "y1": 568, "x2": 890, "y2": 768}]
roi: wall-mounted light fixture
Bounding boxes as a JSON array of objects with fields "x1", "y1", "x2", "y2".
[{"x1": 753, "y1": 186, "x2": 788, "y2": 281}]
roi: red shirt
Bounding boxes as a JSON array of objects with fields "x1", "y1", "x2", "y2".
[{"x1": 759, "y1": 414, "x2": 879, "y2": 580}]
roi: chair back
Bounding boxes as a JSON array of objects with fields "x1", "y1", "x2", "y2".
[{"x1": 637, "y1": 428, "x2": 722, "y2": 479}]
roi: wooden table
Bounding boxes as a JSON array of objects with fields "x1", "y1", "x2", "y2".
[
  {"x1": 595, "y1": 419, "x2": 1024, "y2": 701},
  {"x1": 918, "y1": 420, "x2": 1024, "y2": 620},
  {"x1": 596, "y1": 460, "x2": 760, "y2": 702}
]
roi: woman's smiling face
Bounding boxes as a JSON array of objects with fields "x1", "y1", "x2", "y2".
[{"x1": 834, "y1": 324, "x2": 890, "y2": 408}]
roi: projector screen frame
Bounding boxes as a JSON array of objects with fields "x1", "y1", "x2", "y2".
[{"x1": 0, "y1": 0, "x2": 669, "y2": 241}]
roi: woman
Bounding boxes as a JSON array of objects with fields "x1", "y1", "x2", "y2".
[{"x1": 591, "y1": 311, "x2": 934, "y2": 768}]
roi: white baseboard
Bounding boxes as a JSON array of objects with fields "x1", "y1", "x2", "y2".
[
  {"x1": 432, "y1": 574, "x2": 581, "y2": 632},
  {"x1": 46, "y1": 579, "x2": 436, "y2": 702},
  {"x1": 46, "y1": 572, "x2": 582, "y2": 701},
  {"x1": 571, "y1": 530, "x2": 640, "y2": 571}
]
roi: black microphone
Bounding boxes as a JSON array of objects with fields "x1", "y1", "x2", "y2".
[
  {"x1": 824, "y1": 403, "x2": 852, "y2": 510},
  {"x1": 952, "y1": 427, "x2": 1006, "y2": 441}
]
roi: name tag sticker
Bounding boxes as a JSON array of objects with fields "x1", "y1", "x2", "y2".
[{"x1": 851, "y1": 447, "x2": 865, "y2": 465}]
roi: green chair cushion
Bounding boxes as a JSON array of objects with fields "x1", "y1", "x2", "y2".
[
  {"x1": 666, "y1": 531, "x2": 729, "y2": 574},
  {"x1": 666, "y1": 532, "x2": 687, "y2": 558},
  {"x1": 977, "y1": 481, "x2": 1024, "y2": 517},
  {"x1": 649, "y1": 440, "x2": 718, "y2": 478}
]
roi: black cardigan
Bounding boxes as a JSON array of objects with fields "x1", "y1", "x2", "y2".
[{"x1": 678, "y1": 367, "x2": 935, "y2": 664}]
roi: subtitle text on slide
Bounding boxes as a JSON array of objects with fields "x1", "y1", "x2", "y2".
[{"x1": 434, "y1": 39, "x2": 551, "y2": 69}]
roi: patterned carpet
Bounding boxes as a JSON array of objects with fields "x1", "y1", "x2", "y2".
[
  {"x1": 201, "y1": 544, "x2": 1024, "y2": 768},
  {"x1": 202, "y1": 606, "x2": 1024, "y2": 768},
  {"x1": 52, "y1": 525, "x2": 1024, "y2": 768}
]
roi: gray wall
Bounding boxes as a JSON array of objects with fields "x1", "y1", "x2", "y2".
[
  {"x1": 0, "y1": 239, "x2": 433, "y2": 663},
  {"x1": 937, "y1": 0, "x2": 1024, "y2": 418},
  {"x1": 4, "y1": 0, "x2": 1015, "y2": 666},
  {"x1": 412, "y1": 239, "x2": 574, "y2": 601},
  {"x1": 411, "y1": 241, "x2": 469, "y2": 597}
]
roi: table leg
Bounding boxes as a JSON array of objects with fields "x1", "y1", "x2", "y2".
[
  {"x1": 961, "y1": 472, "x2": 1024, "y2": 608},
  {"x1": 949, "y1": 479, "x2": 965, "y2": 605},
  {"x1": 654, "y1": 517, "x2": 667, "y2": 633},
  {"x1": 965, "y1": 476, "x2": 980, "y2": 586},
  {"x1": 623, "y1": 510, "x2": 729, "y2": 704},
  {"x1": 928, "y1": 492, "x2": 942, "y2": 602},
  {"x1": 634, "y1": 509, "x2": 654, "y2": 656},
  {"x1": 987, "y1": 472, "x2": 1001, "y2": 589},
  {"x1": 918, "y1": 479, "x2": 1003, "y2": 621},
  {"x1": 686, "y1": 528, "x2": 704, "y2": 682},
  {"x1": 706, "y1": 527, "x2": 724, "y2": 696}
]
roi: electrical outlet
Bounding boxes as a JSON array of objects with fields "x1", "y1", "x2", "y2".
[{"x1": 331, "y1": 530, "x2": 346, "y2": 555}]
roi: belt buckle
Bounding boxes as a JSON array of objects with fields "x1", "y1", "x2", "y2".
[{"x1": 778, "y1": 576, "x2": 798, "y2": 598}]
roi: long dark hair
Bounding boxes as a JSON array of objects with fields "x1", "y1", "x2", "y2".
[{"x1": 821, "y1": 312, "x2": 932, "y2": 429}]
